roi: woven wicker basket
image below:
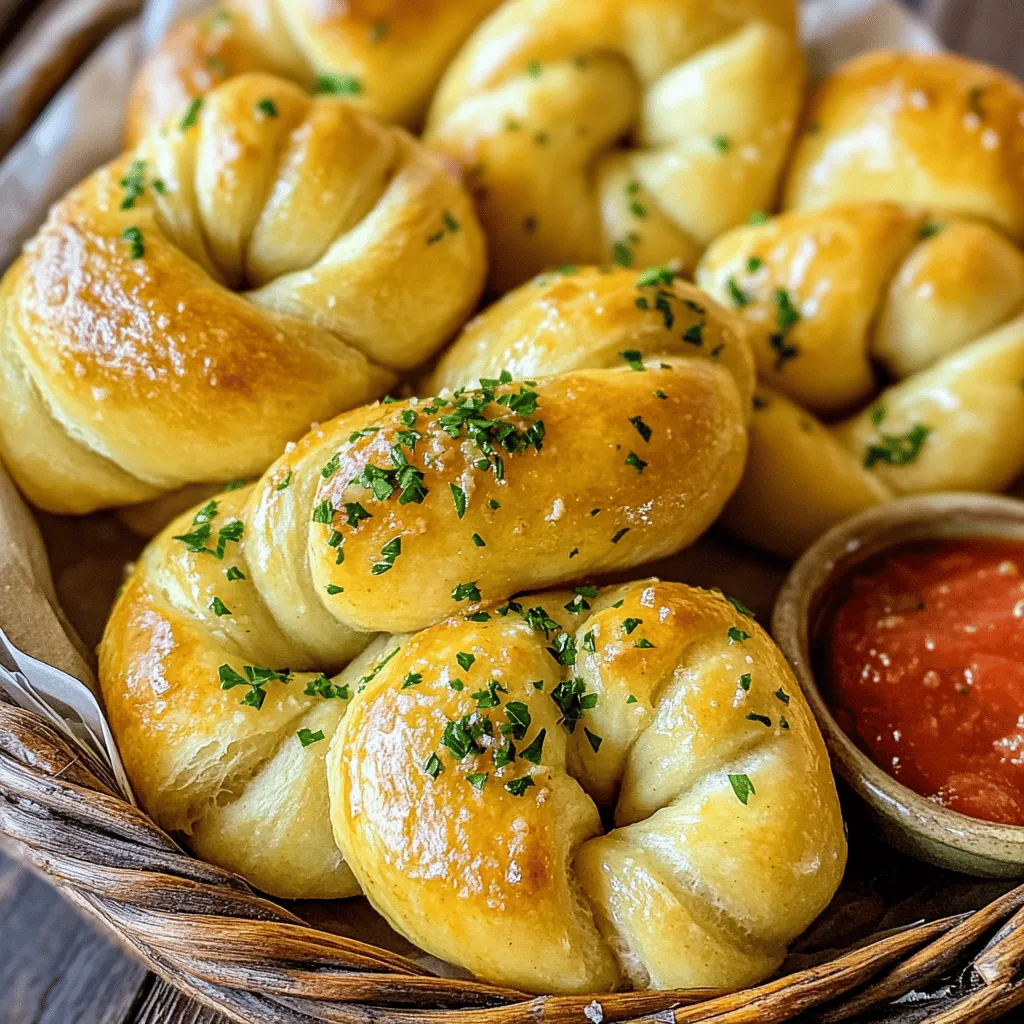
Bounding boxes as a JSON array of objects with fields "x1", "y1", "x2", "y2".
[{"x1": 1, "y1": 692, "x2": 1023, "y2": 1024}]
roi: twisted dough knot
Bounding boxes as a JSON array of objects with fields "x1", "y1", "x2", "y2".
[
  {"x1": 784, "y1": 51, "x2": 1024, "y2": 239},
  {"x1": 99, "y1": 313, "x2": 752, "y2": 899},
  {"x1": 126, "y1": 0, "x2": 503, "y2": 144},
  {"x1": 426, "y1": 0, "x2": 804, "y2": 293},
  {"x1": 0, "y1": 73, "x2": 485, "y2": 515},
  {"x1": 330, "y1": 579, "x2": 846, "y2": 994},
  {"x1": 694, "y1": 202, "x2": 1024, "y2": 557}
]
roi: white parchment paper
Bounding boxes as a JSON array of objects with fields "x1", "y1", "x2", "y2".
[{"x1": 0, "y1": 0, "x2": 939, "y2": 794}]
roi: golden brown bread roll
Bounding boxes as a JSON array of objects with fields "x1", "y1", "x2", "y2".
[
  {"x1": 696, "y1": 204, "x2": 1024, "y2": 556},
  {"x1": 0, "y1": 73, "x2": 485, "y2": 515},
  {"x1": 99, "y1": 345, "x2": 752, "y2": 895},
  {"x1": 784, "y1": 51, "x2": 1024, "y2": 239},
  {"x1": 126, "y1": 0, "x2": 503, "y2": 144},
  {"x1": 329, "y1": 579, "x2": 846, "y2": 993},
  {"x1": 426, "y1": 0, "x2": 804, "y2": 293}
]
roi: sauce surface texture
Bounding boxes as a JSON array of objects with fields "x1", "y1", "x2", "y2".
[{"x1": 828, "y1": 537, "x2": 1024, "y2": 826}]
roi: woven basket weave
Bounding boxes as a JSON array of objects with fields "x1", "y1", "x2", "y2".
[{"x1": 2, "y1": 696, "x2": 1024, "y2": 1024}]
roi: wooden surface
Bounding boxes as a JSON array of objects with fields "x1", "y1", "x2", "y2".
[{"x1": 1, "y1": 1, "x2": 1023, "y2": 1022}]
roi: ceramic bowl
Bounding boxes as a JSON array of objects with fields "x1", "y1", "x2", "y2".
[{"x1": 772, "y1": 492, "x2": 1024, "y2": 878}]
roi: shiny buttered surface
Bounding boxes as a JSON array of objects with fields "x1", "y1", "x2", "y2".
[
  {"x1": 785, "y1": 51, "x2": 1024, "y2": 239},
  {"x1": 697, "y1": 204, "x2": 1024, "y2": 557},
  {"x1": 0, "y1": 74, "x2": 485, "y2": 515},
  {"x1": 126, "y1": 0, "x2": 502, "y2": 143},
  {"x1": 99, "y1": 341, "x2": 752, "y2": 894},
  {"x1": 426, "y1": 0, "x2": 804, "y2": 292},
  {"x1": 329, "y1": 580, "x2": 846, "y2": 994}
]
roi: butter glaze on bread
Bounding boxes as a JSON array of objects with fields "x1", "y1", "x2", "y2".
[
  {"x1": 0, "y1": 74, "x2": 485, "y2": 514},
  {"x1": 99, "y1": 323, "x2": 752, "y2": 894},
  {"x1": 426, "y1": 0, "x2": 803, "y2": 292},
  {"x1": 126, "y1": 0, "x2": 503, "y2": 144},
  {"x1": 329, "y1": 580, "x2": 846, "y2": 993}
]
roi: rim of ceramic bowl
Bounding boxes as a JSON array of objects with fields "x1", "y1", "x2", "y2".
[{"x1": 772, "y1": 491, "x2": 1024, "y2": 867}]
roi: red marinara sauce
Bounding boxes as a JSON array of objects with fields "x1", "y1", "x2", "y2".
[{"x1": 827, "y1": 537, "x2": 1024, "y2": 826}]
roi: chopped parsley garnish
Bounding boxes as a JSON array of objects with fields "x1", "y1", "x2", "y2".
[
  {"x1": 634, "y1": 638, "x2": 654, "y2": 649},
  {"x1": 209, "y1": 597, "x2": 231, "y2": 616},
  {"x1": 456, "y1": 652, "x2": 475, "y2": 671},
  {"x1": 769, "y1": 289, "x2": 801, "y2": 370},
  {"x1": 467, "y1": 772, "x2": 488, "y2": 791},
  {"x1": 726, "y1": 277, "x2": 750, "y2": 307},
  {"x1": 321, "y1": 454, "x2": 340, "y2": 480},
  {"x1": 371, "y1": 536, "x2": 401, "y2": 575},
  {"x1": 739, "y1": 673, "x2": 752, "y2": 691},
  {"x1": 502, "y1": 701, "x2": 531, "y2": 740},
  {"x1": 611, "y1": 528, "x2": 630, "y2": 544},
  {"x1": 450, "y1": 483, "x2": 467, "y2": 518},
  {"x1": 780, "y1": 715, "x2": 790, "y2": 730},
  {"x1": 427, "y1": 210, "x2": 461, "y2": 244},
  {"x1": 466, "y1": 611, "x2": 491, "y2": 622},
  {"x1": 683, "y1": 321, "x2": 704, "y2": 347},
  {"x1": 864, "y1": 424, "x2": 931, "y2": 468},
  {"x1": 255, "y1": 97, "x2": 278, "y2": 118},
  {"x1": 626, "y1": 694, "x2": 637, "y2": 704},
  {"x1": 775, "y1": 688, "x2": 791, "y2": 705},
  {"x1": 728, "y1": 627, "x2": 750, "y2": 644},
  {"x1": 343, "y1": 501, "x2": 371, "y2": 527},
  {"x1": 218, "y1": 663, "x2": 290, "y2": 709},
  {"x1": 472, "y1": 680, "x2": 506, "y2": 709},
  {"x1": 550, "y1": 677, "x2": 597, "y2": 732},
  {"x1": 505, "y1": 776, "x2": 535, "y2": 796},
  {"x1": 172, "y1": 501, "x2": 243, "y2": 559},
  {"x1": 547, "y1": 632, "x2": 577, "y2": 666},
  {"x1": 729, "y1": 773, "x2": 756, "y2": 804},
  {"x1": 629, "y1": 415, "x2": 652, "y2": 442},
  {"x1": 494, "y1": 740, "x2": 516, "y2": 767},
  {"x1": 583, "y1": 630, "x2": 596, "y2": 653},
  {"x1": 452, "y1": 581, "x2": 481, "y2": 602},
  {"x1": 625, "y1": 451, "x2": 647, "y2": 473},
  {"x1": 357, "y1": 646, "x2": 400, "y2": 692},
  {"x1": 747, "y1": 256, "x2": 763, "y2": 273},
  {"x1": 746, "y1": 712, "x2": 771, "y2": 727},
  {"x1": 401, "y1": 671, "x2": 423, "y2": 688},
  {"x1": 526, "y1": 59, "x2": 542, "y2": 77},
  {"x1": 297, "y1": 728, "x2": 325, "y2": 747},
  {"x1": 304, "y1": 674, "x2": 349, "y2": 700},
  {"x1": 314, "y1": 73, "x2": 363, "y2": 95},
  {"x1": 119, "y1": 159, "x2": 148, "y2": 210},
  {"x1": 748, "y1": 211, "x2": 769, "y2": 226},
  {"x1": 584, "y1": 727, "x2": 603, "y2": 753},
  {"x1": 449, "y1": 679, "x2": 464, "y2": 691},
  {"x1": 121, "y1": 226, "x2": 144, "y2": 259},
  {"x1": 472, "y1": 533, "x2": 486, "y2": 547},
  {"x1": 612, "y1": 238, "x2": 636, "y2": 267},
  {"x1": 564, "y1": 585, "x2": 598, "y2": 613},
  {"x1": 521, "y1": 728, "x2": 546, "y2": 764},
  {"x1": 423, "y1": 753, "x2": 444, "y2": 779},
  {"x1": 620, "y1": 350, "x2": 645, "y2": 371},
  {"x1": 276, "y1": 470, "x2": 292, "y2": 490},
  {"x1": 179, "y1": 96, "x2": 203, "y2": 130},
  {"x1": 312, "y1": 500, "x2": 334, "y2": 524},
  {"x1": 712, "y1": 134, "x2": 731, "y2": 153},
  {"x1": 654, "y1": 389, "x2": 667, "y2": 399},
  {"x1": 523, "y1": 606, "x2": 560, "y2": 636},
  {"x1": 719, "y1": 592, "x2": 754, "y2": 618},
  {"x1": 919, "y1": 222, "x2": 942, "y2": 239},
  {"x1": 225, "y1": 566, "x2": 246, "y2": 581}
]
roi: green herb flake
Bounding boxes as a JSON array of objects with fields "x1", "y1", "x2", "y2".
[
  {"x1": 276, "y1": 470, "x2": 292, "y2": 491},
  {"x1": 629, "y1": 415, "x2": 652, "y2": 442},
  {"x1": 619, "y1": 350, "x2": 645, "y2": 372},
  {"x1": 729, "y1": 773, "x2": 756, "y2": 804},
  {"x1": 505, "y1": 776, "x2": 535, "y2": 797},
  {"x1": 739, "y1": 673, "x2": 752, "y2": 691},
  {"x1": 746, "y1": 712, "x2": 771, "y2": 727},
  {"x1": 179, "y1": 96, "x2": 203, "y2": 130},
  {"x1": 315, "y1": 73, "x2": 363, "y2": 95},
  {"x1": 467, "y1": 772, "x2": 488, "y2": 791},
  {"x1": 209, "y1": 597, "x2": 231, "y2": 616},
  {"x1": 726, "y1": 277, "x2": 750, "y2": 307},
  {"x1": 121, "y1": 226, "x2": 144, "y2": 259},
  {"x1": 452, "y1": 581, "x2": 481, "y2": 603},
  {"x1": 864, "y1": 424, "x2": 931, "y2": 468},
  {"x1": 225, "y1": 566, "x2": 246, "y2": 581},
  {"x1": 775, "y1": 687, "x2": 791, "y2": 705},
  {"x1": 625, "y1": 451, "x2": 647, "y2": 473},
  {"x1": 255, "y1": 97, "x2": 278, "y2": 118},
  {"x1": 728, "y1": 627, "x2": 750, "y2": 644},
  {"x1": 423, "y1": 752, "x2": 444, "y2": 779},
  {"x1": 401, "y1": 671, "x2": 423, "y2": 689},
  {"x1": 584, "y1": 727, "x2": 603, "y2": 753},
  {"x1": 520, "y1": 728, "x2": 546, "y2": 764},
  {"x1": 297, "y1": 728, "x2": 325, "y2": 747}
]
